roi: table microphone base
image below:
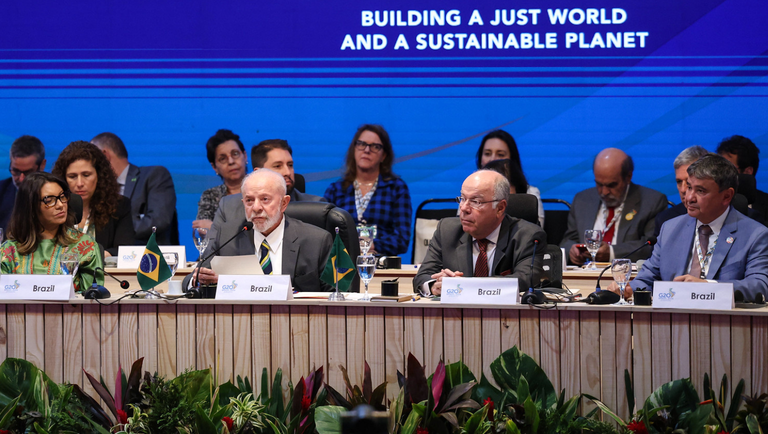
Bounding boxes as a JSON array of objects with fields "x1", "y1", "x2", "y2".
[
  {"x1": 521, "y1": 290, "x2": 547, "y2": 305},
  {"x1": 585, "y1": 290, "x2": 620, "y2": 305}
]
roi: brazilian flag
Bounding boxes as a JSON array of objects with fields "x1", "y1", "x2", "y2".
[
  {"x1": 137, "y1": 232, "x2": 172, "y2": 290},
  {"x1": 320, "y1": 234, "x2": 355, "y2": 292}
]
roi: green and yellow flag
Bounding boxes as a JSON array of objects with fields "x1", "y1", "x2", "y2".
[
  {"x1": 320, "y1": 234, "x2": 355, "y2": 292},
  {"x1": 136, "y1": 232, "x2": 172, "y2": 290}
]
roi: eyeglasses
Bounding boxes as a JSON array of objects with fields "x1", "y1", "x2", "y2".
[
  {"x1": 216, "y1": 150, "x2": 243, "y2": 165},
  {"x1": 456, "y1": 196, "x2": 500, "y2": 210},
  {"x1": 40, "y1": 192, "x2": 69, "y2": 208},
  {"x1": 9, "y1": 163, "x2": 40, "y2": 178},
  {"x1": 354, "y1": 140, "x2": 383, "y2": 152}
]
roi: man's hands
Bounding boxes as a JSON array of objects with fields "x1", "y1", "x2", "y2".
[
  {"x1": 569, "y1": 242, "x2": 610, "y2": 265},
  {"x1": 429, "y1": 269, "x2": 465, "y2": 295},
  {"x1": 673, "y1": 274, "x2": 707, "y2": 283},
  {"x1": 194, "y1": 267, "x2": 219, "y2": 286},
  {"x1": 606, "y1": 281, "x2": 633, "y2": 300},
  {"x1": 192, "y1": 219, "x2": 213, "y2": 230}
]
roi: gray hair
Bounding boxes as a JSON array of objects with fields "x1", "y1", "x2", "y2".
[
  {"x1": 673, "y1": 146, "x2": 709, "y2": 170},
  {"x1": 10, "y1": 135, "x2": 45, "y2": 164},
  {"x1": 476, "y1": 169, "x2": 511, "y2": 202},
  {"x1": 242, "y1": 168, "x2": 287, "y2": 196},
  {"x1": 687, "y1": 154, "x2": 739, "y2": 192}
]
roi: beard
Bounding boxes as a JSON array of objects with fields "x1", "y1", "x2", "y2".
[{"x1": 249, "y1": 208, "x2": 283, "y2": 233}]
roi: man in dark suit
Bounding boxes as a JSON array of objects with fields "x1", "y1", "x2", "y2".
[
  {"x1": 654, "y1": 146, "x2": 710, "y2": 238},
  {"x1": 413, "y1": 170, "x2": 546, "y2": 295},
  {"x1": 251, "y1": 139, "x2": 327, "y2": 203},
  {"x1": 0, "y1": 135, "x2": 47, "y2": 231},
  {"x1": 561, "y1": 148, "x2": 667, "y2": 265},
  {"x1": 91, "y1": 132, "x2": 177, "y2": 245},
  {"x1": 717, "y1": 135, "x2": 768, "y2": 225},
  {"x1": 611, "y1": 154, "x2": 768, "y2": 301},
  {"x1": 186, "y1": 169, "x2": 333, "y2": 292}
]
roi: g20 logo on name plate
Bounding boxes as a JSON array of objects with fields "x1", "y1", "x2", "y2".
[
  {"x1": 122, "y1": 251, "x2": 137, "y2": 261},
  {"x1": 657, "y1": 288, "x2": 676, "y2": 300},
  {"x1": 221, "y1": 280, "x2": 238, "y2": 292},
  {"x1": 3, "y1": 280, "x2": 20, "y2": 292},
  {"x1": 445, "y1": 284, "x2": 463, "y2": 296}
]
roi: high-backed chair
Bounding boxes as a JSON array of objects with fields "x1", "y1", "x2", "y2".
[
  {"x1": 541, "y1": 198, "x2": 572, "y2": 246},
  {"x1": 285, "y1": 201, "x2": 360, "y2": 292},
  {"x1": 412, "y1": 198, "x2": 458, "y2": 264},
  {"x1": 506, "y1": 193, "x2": 539, "y2": 225},
  {"x1": 294, "y1": 173, "x2": 306, "y2": 193}
]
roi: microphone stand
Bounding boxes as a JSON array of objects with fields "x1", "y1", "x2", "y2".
[
  {"x1": 585, "y1": 238, "x2": 655, "y2": 305},
  {"x1": 188, "y1": 222, "x2": 253, "y2": 298},
  {"x1": 521, "y1": 240, "x2": 547, "y2": 305}
]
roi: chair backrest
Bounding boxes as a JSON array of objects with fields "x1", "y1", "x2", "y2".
[
  {"x1": 732, "y1": 193, "x2": 749, "y2": 217},
  {"x1": 539, "y1": 244, "x2": 563, "y2": 289},
  {"x1": 412, "y1": 198, "x2": 458, "y2": 264},
  {"x1": 285, "y1": 201, "x2": 360, "y2": 292},
  {"x1": 294, "y1": 173, "x2": 306, "y2": 194},
  {"x1": 541, "y1": 198, "x2": 572, "y2": 246},
  {"x1": 506, "y1": 193, "x2": 538, "y2": 225},
  {"x1": 738, "y1": 174, "x2": 757, "y2": 204}
]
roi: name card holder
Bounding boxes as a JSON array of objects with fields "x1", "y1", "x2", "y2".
[
  {"x1": 117, "y1": 245, "x2": 187, "y2": 269},
  {"x1": 215, "y1": 275, "x2": 293, "y2": 301},
  {"x1": 652, "y1": 281, "x2": 734, "y2": 310},
  {"x1": 441, "y1": 277, "x2": 519, "y2": 305},
  {"x1": 0, "y1": 275, "x2": 75, "y2": 301}
]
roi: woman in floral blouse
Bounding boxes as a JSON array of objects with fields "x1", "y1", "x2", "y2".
[{"x1": 0, "y1": 172, "x2": 103, "y2": 292}]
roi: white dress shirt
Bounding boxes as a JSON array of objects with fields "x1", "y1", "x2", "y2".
[
  {"x1": 253, "y1": 217, "x2": 286, "y2": 275},
  {"x1": 116, "y1": 165, "x2": 129, "y2": 196},
  {"x1": 472, "y1": 222, "x2": 502, "y2": 276}
]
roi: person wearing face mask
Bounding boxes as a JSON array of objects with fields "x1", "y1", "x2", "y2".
[
  {"x1": 193, "y1": 129, "x2": 249, "y2": 230},
  {"x1": 0, "y1": 135, "x2": 47, "y2": 232},
  {"x1": 0, "y1": 172, "x2": 104, "y2": 292},
  {"x1": 560, "y1": 148, "x2": 667, "y2": 265}
]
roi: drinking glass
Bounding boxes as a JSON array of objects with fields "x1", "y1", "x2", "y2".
[
  {"x1": 60, "y1": 252, "x2": 80, "y2": 276},
  {"x1": 611, "y1": 258, "x2": 633, "y2": 305},
  {"x1": 192, "y1": 228, "x2": 209, "y2": 260},
  {"x1": 164, "y1": 252, "x2": 179, "y2": 280},
  {"x1": 356, "y1": 255, "x2": 376, "y2": 301},
  {"x1": 584, "y1": 230, "x2": 603, "y2": 270},
  {"x1": 357, "y1": 224, "x2": 376, "y2": 255}
]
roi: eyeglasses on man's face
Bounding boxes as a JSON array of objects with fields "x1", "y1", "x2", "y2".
[
  {"x1": 456, "y1": 196, "x2": 499, "y2": 210},
  {"x1": 40, "y1": 192, "x2": 70, "y2": 208},
  {"x1": 354, "y1": 140, "x2": 383, "y2": 152}
]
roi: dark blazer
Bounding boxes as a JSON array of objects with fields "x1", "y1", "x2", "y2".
[
  {"x1": 634, "y1": 207, "x2": 768, "y2": 300},
  {"x1": 753, "y1": 189, "x2": 768, "y2": 226},
  {"x1": 95, "y1": 196, "x2": 135, "y2": 257},
  {"x1": 654, "y1": 203, "x2": 687, "y2": 238},
  {"x1": 413, "y1": 215, "x2": 547, "y2": 292},
  {"x1": 123, "y1": 164, "x2": 177, "y2": 245},
  {"x1": 184, "y1": 194, "x2": 333, "y2": 292},
  {"x1": 0, "y1": 177, "x2": 16, "y2": 231},
  {"x1": 560, "y1": 183, "x2": 668, "y2": 262}
]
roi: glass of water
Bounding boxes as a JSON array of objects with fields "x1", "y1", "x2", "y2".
[
  {"x1": 356, "y1": 255, "x2": 376, "y2": 301},
  {"x1": 356, "y1": 224, "x2": 376, "y2": 255},
  {"x1": 164, "y1": 252, "x2": 179, "y2": 280},
  {"x1": 584, "y1": 229, "x2": 603, "y2": 270},
  {"x1": 611, "y1": 258, "x2": 633, "y2": 305},
  {"x1": 60, "y1": 252, "x2": 80, "y2": 276},
  {"x1": 192, "y1": 228, "x2": 209, "y2": 260}
]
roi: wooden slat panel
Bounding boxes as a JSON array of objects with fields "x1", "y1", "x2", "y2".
[
  {"x1": 731, "y1": 316, "x2": 751, "y2": 396},
  {"x1": 176, "y1": 304, "x2": 196, "y2": 374},
  {"x1": 157, "y1": 305, "x2": 177, "y2": 379},
  {"x1": 138, "y1": 305, "x2": 158, "y2": 375},
  {"x1": 403, "y1": 308, "x2": 423, "y2": 365},
  {"x1": 599, "y1": 311, "x2": 617, "y2": 420},
  {"x1": 365, "y1": 307, "x2": 385, "y2": 387},
  {"x1": 119, "y1": 305, "x2": 138, "y2": 371},
  {"x1": 62, "y1": 304, "x2": 82, "y2": 387},
  {"x1": 196, "y1": 305, "x2": 216, "y2": 370},
  {"x1": 423, "y1": 308, "x2": 443, "y2": 373},
  {"x1": 308, "y1": 306, "x2": 327, "y2": 372},
  {"x1": 518, "y1": 309, "x2": 539, "y2": 363},
  {"x1": 385, "y1": 307, "x2": 404, "y2": 399},
  {"x1": 215, "y1": 305, "x2": 234, "y2": 383},
  {"x1": 462, "y1": 309, "x2": 482, "y2": 377},
  {"x1": 0, "y1": 305, "x2": 7, "y2": 363},
  {"x1": 345, "y1": 307, "x2": 365, "y2": 387},
  {"x1": 100, "y1": 305, "x2": 119, "y2": 394},
  {"x1": 671, "y1": 313, "x2": 690, "y2": 381},
  {"x1": 710, "y1": 315, "x2": 731, "y2": 396},
  {"x1": 579, "y1": 311, "x2": 600, "y2": 415},
  {"x1": 81, "y1": 304, "x2": 100, "y2": 398},
  {"x1": 651, "y1": 313, "x2": 672, "y2": 390},
  {"x1": 539, "y1": 310, "x2": 560, "y2": 393},
  {"x1": 232, "y1": 305, "x2": 251, "y2": 381},
  {"x1": 271, "y1": 305, "x2": 291, "y2": 399},
  {"x1": 752, "y1": 316, "x2": 768, "y2": 394},
  {"x1": 6, "y1": 305, "x2": 24, "y2": 359},
  {"x1": 251, "y1": 306, "x2": 272, "y2": 384},
  {"x1": 290, "y1": 306, "x2": 310, "y2": 383},
  {"x1": 690, "y1": 314, "x2": 711, "y2": 393},
  {"x1": 615, "y1": 312, "x2": 632, "y2": 420},
  {"x1": 443, "y1": 308, "x2": 462, "y2": 365},
  {"x1": 481, "y1": 309, "x2": 501, "y2": 385},
  {"x1": 25, "y1": 305, "x2": 44, "y2": 371},
  {"x1": 633, "y1": 312, "x2": 653, "y2": 403},
  {"x1": 43, "y1": 304, "x2": 63, "y2": 383},
  {"x1": 326, "y1": 306, "x2": 346, "y2": 392}
]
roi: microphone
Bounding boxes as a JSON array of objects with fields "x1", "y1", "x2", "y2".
[
  {"x1": 586, "y1": 237, "x2": 656, "y2": 305},
  {"x1": 84, "y1": 281, "x2": 111, "y2": 299},
  {"x1": 188, "y1": 222, "x2": 254, "y2": 298},
  {"x1": 521, "y1": 239, "x2": 547, "y2": 305},
  {"x1": 96, "y1": 267, "x2": 130, "y2": 290}
]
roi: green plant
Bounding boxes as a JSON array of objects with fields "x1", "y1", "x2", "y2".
[{"x1": 325, "y1": 362, "x2": 387, "y2": 411}]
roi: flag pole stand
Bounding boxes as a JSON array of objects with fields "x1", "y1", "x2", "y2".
[
  {"x1": 145, "y1": 226, "x2": 165, "y2": 299},
  {"x1": 328, "y1": 227, "x2": 346, "y2": 301}
]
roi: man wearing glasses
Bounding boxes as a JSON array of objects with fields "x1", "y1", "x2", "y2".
[
  {"x1": 0, "y1": 135, "x2": 47, "y2": 230},
  {"x1": 414, "y1": 170, "x2": 546, "y2": 296}
]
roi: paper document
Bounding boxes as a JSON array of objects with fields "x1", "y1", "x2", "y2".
[{"x1": 211, "y1": 255, "x2": 264, "y2": 275}]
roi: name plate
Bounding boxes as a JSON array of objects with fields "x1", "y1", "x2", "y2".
[
  {"x1": 116, "y1": 245, "x2": 186, "y2": 269},
  {"x1": 441, "y1": 277, "x2": 519, "y2": 305},
  {"x1": 652, "y1": 281, "x2": 734, "y2": 310},
  {"x1": 215, "y1": 275, "x2": 293, "y2": 301},
  {"x1": 0, "y1": 275, "x2": 75, "y2": 301}
]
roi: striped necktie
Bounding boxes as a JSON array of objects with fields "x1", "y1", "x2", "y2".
[{"x1": 260, "y1": 240, "x2": 273, "y2": 275}]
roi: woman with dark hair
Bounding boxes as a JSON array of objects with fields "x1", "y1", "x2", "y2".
[
  {"x1": 193, "y1": 129, "x2": 248, "y2": 230},
  {"x1": 0, "y1": 172, "x2": 103, "y2": 291},
  {"x1": 475, "y1": 130, "x2": 544, "y2": 226},
  {"x1": 324, "y1": 124, "x2": 412, "y2": 256},
  {"x1": 52, "y1": 141, "x2": 134, "y2": 257}
]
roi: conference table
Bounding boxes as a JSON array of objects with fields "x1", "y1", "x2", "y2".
[{"x1": 0, "y1": 266, "x2": 764, "y2": 421}]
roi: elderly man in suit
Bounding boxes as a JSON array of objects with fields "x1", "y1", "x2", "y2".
[
  {"x1": 413, "y1": 170, "x2": 546, "y2": 295},
  {"x1": 561, "y1": 148, "x2": 667, "y2": 265},
  {"x1": 91, "y1": 132, "x2": 177, "y2": 245},
  {"x1": 611, "y1": 154, "x2": 768, "y2": 301},
  {"x1": 186, "y1": 169, "x2": 333, "y2": 292}
]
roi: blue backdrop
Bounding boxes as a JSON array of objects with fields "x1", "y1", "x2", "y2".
[{"x1": 1, "y1": 0, "x2": 766, "y2": 261}]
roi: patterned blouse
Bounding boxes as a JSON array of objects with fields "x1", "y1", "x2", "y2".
[{"x1": 197, "y1": 184, "x2": 229, "y2": 221}]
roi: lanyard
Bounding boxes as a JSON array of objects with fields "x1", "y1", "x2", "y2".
[
  {"x1": 77, "y1": 211, "x2": 91, "y2": 235},
  {"x1": 694, "y1": 229, "x2": 717, "y2": 277},
  {"x1": 354, "y1": 179, "x2": 377, "y2": 223},
  {"x1": 601, "y1": 185, "x2": 629, "y2": 237}
]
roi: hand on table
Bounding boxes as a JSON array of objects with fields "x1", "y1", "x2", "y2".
[
  {"x1": 194, "y1": 267, "x2": 219, "y2": 286},
  {"x1": 594, "y1": 242, "x2": 611, "y2": 262},
  {"x1": 569, "y1": 245, "x2": 591, "y2": 265},
  {"x1": 673, "y1": 274, "x2": 707, "y2": 283},
  {"x1": 606, "y1": 281, "x2": 633, "y2": 300},
  {"x1": 429, "y1": 269, "x2": 464, "y2": 295}
]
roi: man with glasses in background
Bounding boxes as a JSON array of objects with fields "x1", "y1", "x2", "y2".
[
  {"x1": 0, "y1": 135, "x2": 47, "y2": 230},
  {"x1": 413, "y1": 170, "x2": 546, "y2": 296}
]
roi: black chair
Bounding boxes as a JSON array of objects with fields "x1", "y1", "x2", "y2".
[
  {"x1": 539, "y1": 244, "x2": 563, "y2": 290},
  {"x1": 506, "y1": 194, "x2": 539, "y2": 225},
  {"x1": 294, "y1": 173, "x2": 306, "y2": 193},
  {"x1": 738, "y1": 173, "x2": 757, "y2": 204},
  {"x1": 285, "y1": 201, "x2": 360, "y2": 292},
  {"x1": 412, "y1": 198, "x2": 457, "y2": 264},
  {"x1": 541, "y1": 198, "x2": 571, "y2": 246}
]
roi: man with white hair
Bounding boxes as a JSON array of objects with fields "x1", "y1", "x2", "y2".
[
  {"x1": 414, "y1": 170, "x2": 547, "y2": 295},
  {"x1": 185, "y1": 169, "x2": 333, "y2": 292}
]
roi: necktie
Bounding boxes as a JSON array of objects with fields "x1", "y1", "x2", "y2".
[
  {"x1": 260, "y1": 240, "x2": 273, "y2": 275},
  {"x1": 603, "y1": 207, "x2": 616, "y2": 244},
  {"x1": 474, "y1": 239, "x2": 490, "y2": 277},
  {"x1": 689, "y1": 224, "x2": 713, "y2": 279}
]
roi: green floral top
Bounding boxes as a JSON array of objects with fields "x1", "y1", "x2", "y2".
[{"x1": 0, "y1": 228, "x2": 104, "y2": 292}]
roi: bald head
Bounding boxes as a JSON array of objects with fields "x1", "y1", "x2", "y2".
[
  {"x1": 593, "y1": 148, "x2": 633, "y2": 207},
  {"x1": 459, "y1": 170, "x2": 509, "y2": 239}
]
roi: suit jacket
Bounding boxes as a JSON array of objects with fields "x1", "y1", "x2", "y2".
[
  {"x1": 184, "y1": 194, "x2": 333, "y2": 292},
  {"x1": 654, "y1": 203, "x2": 687, "y2": 238},
  {"x1": 560, "y1": 183, "x2": 667, "y2": 262},
  {"x1": 752, "y1": 189, "x2": 768, "y2": 227},
  {"x1": 95, "y1": 196, "x2": 136, "y2": 257},
  {"x1": 413, "y1": 215, "x2": 547, "y2": 292},
  {"x1": 633, "y1": 207, "x2": 768, "y2": 300},
  {"x1": 123, "y1": 164, "x2": 177, "y2": 245},
  {"x1": 0, "y1": 177, "x2": 16, "y2": 231}
]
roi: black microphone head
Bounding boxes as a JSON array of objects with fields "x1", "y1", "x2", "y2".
[
  {"x1": 244, "y1": 221, "x2": 254, "y2": 231},
  {"x1": 755, "y1": 292, "x2": 766, "y2": 305},
  {"x1": 586, "y1": 290, "x2": 621, "y2": 305},
  {"x1": 120, "y1": 281, "x2": 130, "y2": 289},
  {"x1": 646, "y1": 236, "x2": 657, "y2": 246},
  {"x1": 84, "y1": 284, "x2": 111, "y2": 300},
  {"x1": 734, "y1": 289, "x2": 745, "y2": 303}
]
